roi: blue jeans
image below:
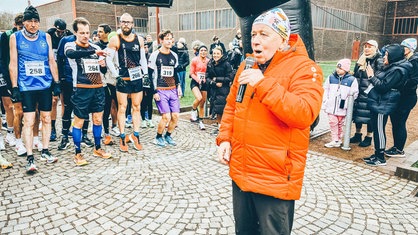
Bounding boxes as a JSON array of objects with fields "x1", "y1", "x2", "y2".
[{"x1": 177, "y1": 71, "x2": 186, "y2": 97}]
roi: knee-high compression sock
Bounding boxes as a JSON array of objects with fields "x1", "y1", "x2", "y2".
[
  {"x1": 72, "y1": 127, "x2": 82, "y2": 154},
  {"x1": 93, "y1": 124, "x2": 102, "y2": 150}
]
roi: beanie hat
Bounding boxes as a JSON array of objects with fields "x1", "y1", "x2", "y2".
[
  {"x1": 23, "y1": 5, "x2": 40, "y2": 22},
  {"x1": 401, "y1": 38, "x2": 417, "y2": 52},
  {"x1": 337, "y1": 58, "x2": 351, "y2": 72},
  {"x1": 253, "y1": 7, "x2": 290, "y2": 41}
]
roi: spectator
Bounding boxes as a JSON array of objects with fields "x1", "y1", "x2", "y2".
[
  {"x1": 231, "y1": 29, "x2": 242, "y2": 48},
  {"x1": 385, "y1": 38, "x2": 418, "y2": 157},
  {"x1": 209, "y1": 35, "x2": 226, "y2": 55},
  {"x1": 363, "y1": 44, "x2": 412, "y2": 166},
  {"x1": 350, "y1": 40, "x2": 383, "y2": 147},
  {"x1": 216, "y1": 7, "x2": 323, "y2": 234},
  {"x1": 176, "y1": 38, "x2": 190, "y2": 97},
  {"x1": 322, "y1": 59, "x2": 359, "y2": 148}
]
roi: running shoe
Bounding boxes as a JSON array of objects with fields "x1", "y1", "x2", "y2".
[
  {"x1": 74, "y1": 153, "x2": 88, "y2": 166},
  {"x1": 0, "y1": 135, "x2": 5, "y2": 150},
  {"x1": 33, "y1": 137, "x2": 43, "y2": 152},
  {"x1": 147, "y1": 119, "x2": 155, "y2": 128},
  {"x1": 154, "y1": 136, "x2": 166, "y2": 147},
  {"x1": 190, "y1": 110, "x2": 198, "y2": 122},
  {"x1": 129, "y1": 134, "x2": 143, "y2": 150},
  {"x1": 164, "y1": 135, "x2": 176, "y2": 146},
  {"x1": 81, "y1": 135, "x2": 94, "y2": 147},
  {"x1": 103, "y1": 135, "x2": 114, "y2": 145},
  {"x1": 41, "y1": 150, "x2": 58, "y2": 164},
  {"x1": 0, "y1": 155, "x2": 12, "y2": 169},
  {"x1": 93, "y1": 148, "x2": 112, "y2": 159},
  {"x1": 58, "y1": 136, "x2": 71, "y2": 150},
  {"x1": 198, "y1": 121, "x2": 206, "y2": 130},
  {"x1": 141, "y1": 120, "x2": 148, "y2": 128},
  {"x1": 5, "y1": 133, "x2": 16, "y2": 147},
  {"x1": 324, "y1": 141, "x2": 342, "y2": 148},
  {"x1": 15, "y1": 140, "x2": 27, "y2": 157},
  {"x1": 384, "y1": 147, "x2": 405, "y2": 158},
  {"x1": 26, "y1": 158, "x2": 37, "y2": 173},
  {"x1": 110, "y1": 126, "x2": 120, "y2": 137},
  {"x1": 50, "y1": 129, "x2": 57, "y2": 141},
  {"x1": 119, "y1": 138, "x2": 128, "y2": 152}
]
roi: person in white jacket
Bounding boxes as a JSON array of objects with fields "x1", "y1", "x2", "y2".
[{"x1": 323, "y1": 59, "x2": 359, "y2": 148}]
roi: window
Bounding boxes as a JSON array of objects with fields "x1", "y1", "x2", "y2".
[
  {"x1": 216, "y1": 9, "x2": 237, "y2": 29},
  {"x1": 179, "y1": 13, "x2": 195, "y2": 31},
  {"x1": 394, "y1": 17, "x2": 418, "y2": 35},
  {"x1": 312, "y1": 5, "x2": 368, "y2": 32},
  {"x1": 196, "y1": 11, "x2": 214, "y2": 30}
]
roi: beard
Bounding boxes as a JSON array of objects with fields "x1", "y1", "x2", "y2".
[{"x1": 122, "y1": 27, "x2": 132, "y2": 36}]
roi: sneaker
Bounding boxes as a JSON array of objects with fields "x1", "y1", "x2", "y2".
[
  {"x1": 154, "y1": 136, "x2": 166, "y2": 147},
  {"x1": 362, "y1": 155, "x2": 376, "y2": 162},
  {"x1": 110, "y1": 126, "x2": 120, "y2": 137},
  {"x1": 365, "y1": 157, "x2": 387, "y2": 166},
  {"x1": 164, "y1": 135, "x2": 176, "y2": 146},
  {"x1": 74, "y1": 153, "x2": 88, "y2": 166},
  {"x1": 141, "y1": 120, "x2": 148, "y2": 128},
  {"x1": 81, "y1": 135, "x2": 94, "y2": 147},
  {"x1": 129, "y1": 134, "x2": 143, "y2": 150},
  {"x1": 41, "y1": 150, "x2": 58, "y2": 164},
  {"x1": 0, "y1": 155, "x2": 12, "y2": 169},
  {"x1": 384, "y1": 147, "x2": 405, "y2": 158},
  {"x1": 147, "y1": 119, "x2": 155, "y2": 128},
  {"x1": 190, "y1": 110, "x2": 198, "y2": 122},
  {"x1": 26, "y1": 158, "x2": 37, "y2": 173},
  {"x1": 119, "y1": 138, "x2": 128, "y2": 152},
  {"x1": 103, "y1": 135, "x2": 114, "y2": 145},
  {"x1": 1, "y1": 122, "x2": 7, "y2": 131},
  {"x1": 58, "y1": 136, "x2": 70, "y2": 150},
  {"x1": 0, "y1": 135, "x2": 5, "y2": 150},
  {"x1": 15, "y1": 140, "x2": 27, "y2": 157},
  {"x1": 198, "y1": 121, "x2": 206, "y2": 130},
  {"x1": 50, "y1": 129, "x2": 57, "y2": 141},
  {"x1": 324, "y1": 141, "x2": 341, "y2": 148},
  {"x1": 93, "y1": 148, "x2": 112, "y2": 159},
  {"x1": 349, "y1": 133, "x2": 362, "y2": 143},
  {"x1": 359, "y1": 136, "x2": 372, "y2": 147},
  {"x1": 5, "y1": 133, "x2": 16, "y2": 147},
  {"x1": 33, "y1": 137, "x2": 43, "y2": 152},
  {"x1": 126, "y1": 115, "x2": 133, "y2": 128}
]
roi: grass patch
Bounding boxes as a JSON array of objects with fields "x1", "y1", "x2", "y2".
[{"x1": 412, "y1": 160, "x2": 418, "y2": 168}]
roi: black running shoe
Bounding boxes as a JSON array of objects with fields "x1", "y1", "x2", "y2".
[
  {"x1": 58, "y1": 136, "x2": 71, "y2": 150},
  {"x1": 81, "y1": 135, "x2": 94, "y2": 147}
]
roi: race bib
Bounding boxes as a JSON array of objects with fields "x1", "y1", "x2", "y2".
[
  {"x1": 197, "y1": 72, "x2": 205, "y2": 80},
  {"x1": 25, "y1": 61, "x2": 45, "y2": 76},
  {"x1": 82, "y1": 59, "x2": 100, "y2": 74},
  {"x1": 161, "y1": 66, "x2": 174, "y2": 77},
  {"x1": 0, "y1": 73, "x2": 6, "y2": 87},
  {"x1": 128, "y1": 66, "x2": 143, "y2": 81}
]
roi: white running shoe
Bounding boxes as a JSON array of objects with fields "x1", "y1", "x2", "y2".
[
  {"x1": 5, "y1": 133, "x2": 16, "y2": 147},
  {"x1": 198, "y1": 121, "x2": 206, "y2": 130},
  {"x1": 190, "y1": 110, "x2": 198, "y2": 122},
  {"x1": 147, "y1": 119, "x2": 155, "y2": 128},
  {"x1": 141, "y1": 120, "x2": 148, "y2": 128},
  {"x1": 324, "y1": 141, "x2": 342, "y2": 148},
  {"x1": 33, "y1": 137, "x2": 43, "y2": 152},
  {"x1": 15, "y1": 139, "x2": 27, "y2": 156},
  {"x1": 110, "y1": 126, "x2": 120, "y2": 137},
  {"x1": 0, "y1": 135, "x2": 5, "y2": 150}
]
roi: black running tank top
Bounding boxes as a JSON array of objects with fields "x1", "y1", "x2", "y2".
[{"x1": 117, "y1": 34, "x2": 141, "y2": 77}]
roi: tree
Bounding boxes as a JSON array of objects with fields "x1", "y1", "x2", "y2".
[{"x1": 0, "y1": 12, "x2": 14, "y2": 31}]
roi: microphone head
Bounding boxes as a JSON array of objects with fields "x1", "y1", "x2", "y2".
[{"x1": 245, "y1": 56, "x2": 256, "y2": 68}]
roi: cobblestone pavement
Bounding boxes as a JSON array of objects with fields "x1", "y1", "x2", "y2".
[{"x1": 1, "y1": 116, "x2": 418, "y2": 234}]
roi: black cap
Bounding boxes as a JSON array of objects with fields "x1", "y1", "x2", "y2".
[
  {"x1": 23, "y1": 5, "x2": 40, "y2": 22},
  {"x1": 54, "y1": 19, "x2": 66, "y2": 30}
]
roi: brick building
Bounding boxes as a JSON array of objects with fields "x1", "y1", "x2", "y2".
[{"x1": 35, "y1": 0, "x2": 418, "y2": 61}]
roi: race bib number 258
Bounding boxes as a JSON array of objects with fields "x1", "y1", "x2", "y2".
[{"x1": 25, "y1": 61, "x2": 45, "y2": 76}]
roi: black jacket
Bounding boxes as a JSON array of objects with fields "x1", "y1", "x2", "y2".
[
  {"x1": 352, "y1": 52, "x2": 383, "y2": 124},
  {"x1": 368, "y1": 45, "x2": 413, "y2": 115},
  {"x1": 176, "y1": 46, "x2": 190, "y2": 72},
  {"x1": 206, "y1": 56, "x2": 234, "y2": 115}
]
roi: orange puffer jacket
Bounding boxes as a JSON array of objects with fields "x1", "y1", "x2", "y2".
[{"x1": 216, "y1": 34, "x2": 324, "y2": 200}]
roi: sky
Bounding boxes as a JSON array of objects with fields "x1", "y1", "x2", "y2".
[{"x1": 0, "y1": 0, "x2": 56, "y2": 14}]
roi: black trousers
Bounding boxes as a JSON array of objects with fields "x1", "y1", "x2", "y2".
[
  {"x1": 61, "y1": 81, "x2": 88, "y2": 136},
  {"x1": 232, "y1": 181, "x2": 294, "y2": 235},
  {"x1": 371, "y1": 112, "x2": 389, "y2": 157},
  {"x1": 140, "y1": 88, "x2": 153, "y2": 120}
]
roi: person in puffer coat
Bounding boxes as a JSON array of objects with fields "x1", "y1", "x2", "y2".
[
  {"x1": 363, "y1": 44, "x2": 413, "y2": 166},
  {"x1": 350, "y1": 40, "x2": 384, "y2": 147},
  {"x1": 216, "y1": 7, "x2": 323, "y2": 234},
  {"x1": 385, "y1": 38, "x2": 418, "y2": 158},
  {"x1": 322, "y1": 59, "x2": 359, "y2": 148},
  {"x1": 206, "y1": 46, "x2": 234, "y2": 131}
]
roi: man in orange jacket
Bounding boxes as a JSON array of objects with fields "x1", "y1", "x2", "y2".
[{"x1": 216, "y1": 7, "x2": 324, "y2": 234}]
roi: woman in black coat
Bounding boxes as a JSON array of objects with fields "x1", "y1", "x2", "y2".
[
  {"x1": 206, "y1": 46, "x2": 234, "y2": 130},
  {"x1": 363, "y1": 44, "x2": 412, "y2": 166}
]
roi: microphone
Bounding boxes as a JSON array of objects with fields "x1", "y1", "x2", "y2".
[{"x1": 236, "y1": 56, "x2": 256, "y2": 103}]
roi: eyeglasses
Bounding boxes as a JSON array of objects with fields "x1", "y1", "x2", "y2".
[{"x1": 120, "y1": 21, "x2": 133, "y2": 25}]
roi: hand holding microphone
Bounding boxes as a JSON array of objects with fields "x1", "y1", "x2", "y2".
[{"x1": 236, "y1": 57, "x2": 256, "y2": 103}]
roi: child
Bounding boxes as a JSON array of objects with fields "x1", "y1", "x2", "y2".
[{"x1": 322, "y1": 59, "x2": 359, "y2": 148}]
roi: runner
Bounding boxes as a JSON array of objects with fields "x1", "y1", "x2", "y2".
[
  {"x1": 106, "y1": 13, "x2": 148, "y2": 152},
  {"x1": 9, "y1": 6, "x2": 60, "y2": 173},
  {"x1": 65, "y1": 17, "x2": 111, "y2": 166},
  {"x1": 148, "y1": 29, "x2": 182, "y2": 147}
]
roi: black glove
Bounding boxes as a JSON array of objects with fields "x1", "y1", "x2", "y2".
[
  {"x1": 11, "y1": 87, "x2": 22, "y2": 103},
  {"x1": 52, "y1": 81, "x2": 61, "y2": 97}
]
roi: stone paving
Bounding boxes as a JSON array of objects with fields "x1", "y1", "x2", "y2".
[{"x1": 1, "y1": 114, "x2": 418, "y2": 234}]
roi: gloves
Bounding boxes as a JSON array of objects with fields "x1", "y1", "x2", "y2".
[
  {"x1": 52, "y1": 81, "x2": 61, "y2": 97},
  {"x1": 11, "y1": 87, "x2": 22, "y2": 103}
]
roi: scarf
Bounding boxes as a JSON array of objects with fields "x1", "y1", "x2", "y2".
[
  {"x1": 357, "y1": 52, "x2": 377, "y2": 71},
  {"x1": 22, "y1": 27, "x2": 39, "y2": 39}
]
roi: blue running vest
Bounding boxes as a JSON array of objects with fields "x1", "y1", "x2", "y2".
[{"x1": 16, "y1": 30, "x2": 52, "y2": 91}]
